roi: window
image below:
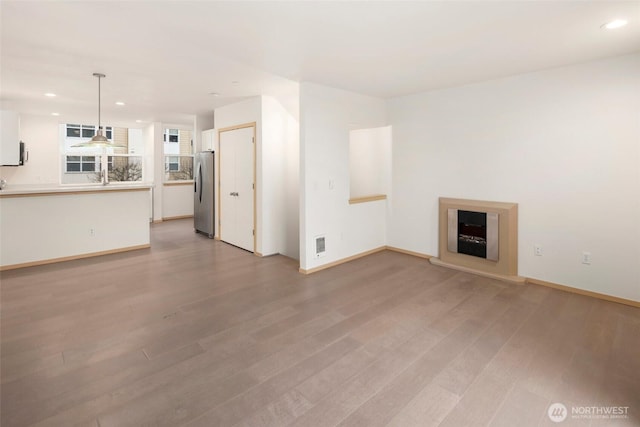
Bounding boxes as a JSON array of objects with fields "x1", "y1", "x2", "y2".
[
  {"x1": 60, "y1": 124, "x2": 143, "y2": 184},
  {"x1": 66, "y1": 156, "x2": 98, "y2": 172},
  {"x1": 66, "y1": 124, "x2": 112, "y2": 140},
  {"x1": 107, "y1": 155, "x2": 143, "y2": 182},
  {"x1": 163, "y1": 128, "x2": 193, "y2": 181},
  {"x1": 164, "y1": 129, "x2": 179, "y2": 143},
  {"x1": 166, "y1": 156, "x2": 180, "y2": 171},
  {"x1": 164, "y1": 156, "x2": 194, "y2": 181}
]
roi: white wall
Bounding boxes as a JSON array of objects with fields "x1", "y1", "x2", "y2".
[
  {"x1": 1, "y1": 110, "x2": 21, "y2": 165},
  {"x1": 0, "y1": 114, "x2": 60, "y2": 185},
  {"x1": 284, "y1": 101, "x2": 301, "y2": 260},
  {"x1": 162, "y1": 184, "x2": 194, "y2": 219},
  {"x1": 128, "y1": 128, "x2": 144, "y2": 156},
  {"x1": 262, "y1": 96, "x2": 300, "y2": 259},
  {"x1": 388, "y1": 53, "x2": 640, "y2": 301},
  {"x1": 299, "y1": 82, "x2": 387, "y2": 271},
  {"x1": 349, "y1": 126, "x2": 392, "y2": 199},
  {"x1": 146, "y1": 122, "x2": 163, "y2": 221}
]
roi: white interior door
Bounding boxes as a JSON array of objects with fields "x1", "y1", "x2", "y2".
[
  {"x1": 219, "y1": 136, "x2": 236, "y2": 244},
  {"x1": 219, "y1": 126, "x2": 254, "y2": 252}
]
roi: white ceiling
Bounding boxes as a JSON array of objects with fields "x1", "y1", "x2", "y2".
[{"x1": 1, "y1": 1, "x2": 639, "y2": 127}]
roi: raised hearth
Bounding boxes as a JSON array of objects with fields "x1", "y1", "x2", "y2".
[{"x1": 430, "y1": 197, "x2": 524, "y2": 284}]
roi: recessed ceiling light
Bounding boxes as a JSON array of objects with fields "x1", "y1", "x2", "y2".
[
  {"x1": 135, "y1": 119, "x2": 143, "y2": 123},
  {"x1": 209, "y1": 92, "x2": 220, "y2": 97},
  {"x1": 51, "y1": 112, "x2": 60, "y2": 116},
  {"x1": 602, "y1": 19, "x2": 628, "y2": 30},
  {"x1": 231, "y1": 81, "x2": 239, "y2": 84},
  {"x1": 115, "y1": 101, "x2": 125, "y2": 106},
  {"x1": 44, "y1": 93, "x2": 56, "y2": 97}
]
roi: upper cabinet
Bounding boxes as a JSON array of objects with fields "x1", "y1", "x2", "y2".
[
  {"x1": 201, "y1": 128, "x2": 217, "y2": 152},
  {"x1": 1, "y1": 110, "x2": 21, "y2": 166}
]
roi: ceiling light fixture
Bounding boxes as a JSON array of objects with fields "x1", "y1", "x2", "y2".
[
  {"x1": 51, "y1": 112, "x2": 60, "y2": 116},
  {"x1": 209, "y1": 92, "x2": 220, "y2": 97},
  {"x1": 115, "y1": 101, "x2": 125, "y2": 106},
  {"x1": 73, "y1": 73, "x2": 124, "y2": 148},
  {"x1": 44, "y1": 93, "x2": 57, "y2": 97},
  {"x1": 601, "y1": 19, "x2": 628, "y2": 30}
]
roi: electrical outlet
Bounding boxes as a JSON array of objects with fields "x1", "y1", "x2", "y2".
[
  {"x1": 90, "y1": 228, "x2": 95, "y2": 237},
  {"x1": 534, "y1": 245, "x2": 542, "y2": 256},
  {"x1": 582, "y1": 252, "x2": 591, "y2": 265}
]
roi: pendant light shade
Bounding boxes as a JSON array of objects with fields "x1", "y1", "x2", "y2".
[{"x1": 72, "y1": 73, "x2": 125, "y2": 148}]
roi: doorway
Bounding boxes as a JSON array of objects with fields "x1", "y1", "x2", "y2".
[{"x1": 218, "y1": 124, "x2": 256, "y2": 252}]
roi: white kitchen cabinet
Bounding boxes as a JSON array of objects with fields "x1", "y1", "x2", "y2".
[
  {"x1": 201, "y1": 128, "x2": 217, "y2": 152},
  {"x1": 1, "y1": 110, "x2": 20, "y2": 166}
]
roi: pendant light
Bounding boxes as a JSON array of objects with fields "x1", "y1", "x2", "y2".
[{"x1": 72, "y1": 73, "x2": 125, "y2": 148}]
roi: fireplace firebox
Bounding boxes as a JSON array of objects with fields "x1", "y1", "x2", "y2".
[
  {"x1": 458, "y1": 210, "x2": 487, "y2": 258},
  {"x1": 447, "y1": 209, "x2": 499, "y2": 261}
]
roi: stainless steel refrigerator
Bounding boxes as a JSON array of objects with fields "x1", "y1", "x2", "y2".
[{"x1": 194, "y1": 151, "x2": 215, "y2": 238}]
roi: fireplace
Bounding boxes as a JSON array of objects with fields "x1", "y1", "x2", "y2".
[
  {"x1": 447, "y1": 209, "x2": 499, "y2": 261},
  {"x1": 431, "y1": 197, "x2": 521, "y2": 283}
]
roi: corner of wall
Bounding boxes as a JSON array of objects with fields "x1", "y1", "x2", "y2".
[{"x1": 298, "y1": 82, "x2": 388, "y2": 271}]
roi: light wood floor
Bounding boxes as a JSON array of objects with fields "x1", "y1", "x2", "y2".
[{"x1": 1, "y1": 219, "x2": 638, "y2": 427}]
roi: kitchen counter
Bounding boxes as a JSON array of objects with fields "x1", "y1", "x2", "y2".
[
  {"x1": 0, "y1": 183, "x2": 153, "y2": 197},
  {"x1": 0, "y1": 184, "x2": 153, "y2": 270}
]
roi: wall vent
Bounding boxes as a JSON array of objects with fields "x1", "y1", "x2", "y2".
[{"x1": 315, "y1": 235, "x2": 326, "y2": 258}]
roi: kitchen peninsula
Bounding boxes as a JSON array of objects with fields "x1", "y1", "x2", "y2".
[{"x1": 0, "y1": 184, "x2": 152, "y2": 270}]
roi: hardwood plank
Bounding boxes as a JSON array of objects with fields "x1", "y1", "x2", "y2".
[
  {"x1": 97, "y1": 371, "x2": 258, "y2": 427},
  {"x1": 386, "y1": 383, "x2": 459, "y2": 427},
  {"x1": 435, "y1": 290, "x2": 586, "y2": 427},
  {"x1": 433, "y1": 298, "x2": 536, "y2": 397},
  {"x1": 21, "y1": 343, "x2": 205, "y2": 427},
  {"x1": 336, "y1": 288, "x2": 534, "y2": 426},
  {"x1": 185, "y1": 337, "x2": 361, "y2": 427},
  {"x1": 287, "y1": 327, "x2": 445, "y2": 427},
  {"x1": 487, "y1": 384, "x2": 547, "y2": 427},
  {"x1": 233, "y1": 389, "x2": 313, "y2": 427}
]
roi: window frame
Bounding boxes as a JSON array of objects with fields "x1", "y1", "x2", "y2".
[
  {"x1": 165, "y1": 156, "x2": 180, "y2": 172},
  {"x1": 106, "y1": 154, "x2": 144, "y2": 182},
  {"x1": 65, "y1": 155, "x2": 99, "y2": 173},
  {"x1": 60, "y1": 123, "x2": 145, "y2": 185},
  {"x1": 66, "y1": 124, "x2": 113, "y2": 140},
  {"x1": 163, "y1": 128, "x2": 180, "y2": 143},
  {"x1": 162, "y1": 128, "x2": 194, "y2": 182}
]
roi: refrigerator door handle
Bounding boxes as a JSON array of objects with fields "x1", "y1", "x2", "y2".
[{"x1": 198, "y1": 165, "x2": 203, "y2": 202}]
